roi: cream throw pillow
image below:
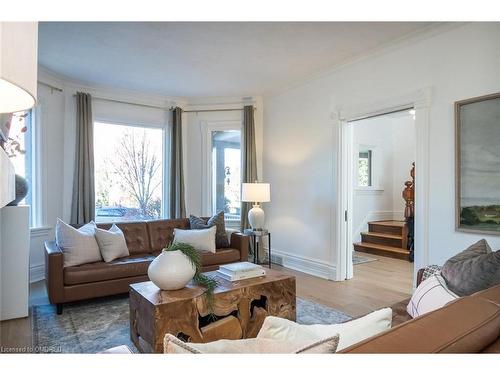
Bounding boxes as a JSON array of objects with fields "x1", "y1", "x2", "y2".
[
  {"x1": 95, "y1": 224, "x2": 130, "y2": 262},
  {"x1": 257, "y1": 307, "x2": 392, "y2": 351},
  {"x1": 406, "y1": 274, "x2": 458, "y2": 318},
  {"x1": 173, "y1": 227, "x2": 217, "y2": 253},
  {"x1": 55, "y1": 219, "x2": 102, "y2": 267},
  {"x1": 163, "y1": 333, "x2": 339, "y2": 354}
]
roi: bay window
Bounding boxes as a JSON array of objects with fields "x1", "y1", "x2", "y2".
[{"x1": 93, "y1": 121, "x2": 166, "y2": 222}]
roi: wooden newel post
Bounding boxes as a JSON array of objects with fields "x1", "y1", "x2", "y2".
[{"x1": 402, "y1": 162, "x2": 415, "y2": 262}]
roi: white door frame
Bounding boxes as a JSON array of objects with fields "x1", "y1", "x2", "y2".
[{"x1": 333, "y1": 88, "x2": 432, "y2": 282}]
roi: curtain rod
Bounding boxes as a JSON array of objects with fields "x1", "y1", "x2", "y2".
[
  {"x1": 38, "y1": 80, "x2": 63, "y2": 93},
  {"x1": 73, "y1": 94, "x2": 169, "y2": 110},
  {"x1": 71, "y1": 94, "x2": 256, "y2": 112},
  {"x1": 179, "y1": 108, "x2": 255, "y2": 113}
]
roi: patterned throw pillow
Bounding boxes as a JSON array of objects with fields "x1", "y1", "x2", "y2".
[
  {"x1": 407, "y1": 274, "x2": 458, "y2": 318},
  {"x1": 189, "y1": 211, "x2": 230, "y2": 248},
  {"x1": 420, "y1": 265, "x2": 442, "y2": 283}
]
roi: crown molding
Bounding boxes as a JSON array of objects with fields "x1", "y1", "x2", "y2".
[
  {"x1": 264, "y1": 22, "x2": 468, "y2": 98},
  {"x1": 38, "y1": 65, "x2": 189, "y2": 108},
  {"x1": 38, "y1": 66, "x2": 263, "y2": 109}
]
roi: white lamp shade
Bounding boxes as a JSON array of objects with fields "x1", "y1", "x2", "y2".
[
  {"x1": 0, "y1": 22, "x2": 38, "y2": 113},
  {"x1": 241, "y1": 183, "x2": 270, "y2": 203}
]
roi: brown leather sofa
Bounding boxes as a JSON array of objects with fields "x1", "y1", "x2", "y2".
[
  {"x1": 45, "y1": 218, "x2": 249, "y2": 314},
  {"x1": 340, "y1": 283, "x2": 500, "y2": 353}
]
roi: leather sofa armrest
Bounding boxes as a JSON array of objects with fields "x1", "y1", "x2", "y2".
[
  {"x1": 230, "y1": 232, "x2": 249, "y2": 262},
  {"x1": 44, "y1": 240, "x2": 65, "y2": 304},
  {"x1": 416, "y1": 268, "x2": 425, "y2": 287}
]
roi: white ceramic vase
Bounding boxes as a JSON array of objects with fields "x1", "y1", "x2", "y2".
[{"x1": 147, "y1": 250, "x2": 196, "y2": 290}]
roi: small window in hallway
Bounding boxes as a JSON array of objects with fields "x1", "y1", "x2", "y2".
[{"x1": 358, "y1": 149, "x2": 372, "y2": 187}]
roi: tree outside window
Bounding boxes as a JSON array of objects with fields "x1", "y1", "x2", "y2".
[{"x1": 94, "y1": 122, "x2": 163, "y2": 222}]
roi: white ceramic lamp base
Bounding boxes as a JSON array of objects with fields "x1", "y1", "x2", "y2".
[{"x1": 248, "y1": 204, "x2": 265, "y2": 230}]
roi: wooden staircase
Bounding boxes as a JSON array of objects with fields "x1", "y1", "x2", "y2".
[{"x1": 353, "y1": 220, "x2": 410, "y2": 260}]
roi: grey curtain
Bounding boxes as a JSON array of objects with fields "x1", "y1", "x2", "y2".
[
  {"x1": 169, "y1": 107, "x2": 186, "y2": 218},
  {"x1": 71, "y1": 92, "x2": 95, "y2": 224},
  {"x1": 241, "y1": 105, "x2": 258, "y2": 231}
]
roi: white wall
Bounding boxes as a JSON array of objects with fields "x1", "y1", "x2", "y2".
[
  {"x1": 263, "y1": 23, "x2": 500, "y2": 278},
  {"x1": 352, "y1": 112, "x2": 415, "y2": 242},
  {"x1": 31, "y1": 69, "x2": 263, "y2": 281}
]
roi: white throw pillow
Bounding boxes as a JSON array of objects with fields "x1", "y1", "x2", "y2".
[
  {"x1": 163, "y1": 333, "x2": 339, "y2": 354},
  {"x1": 406, "y1": 274, "x2": 458, "y2": 318},
  {"x1": 95, "y1": 224, "x2": 130, "y2": 262},
  {"x1": 173, "y1": 226, "x2": 217, "y2": 253},
  {"x1": 257, "y1": 307, "x2": 392, "y2": 351},
  {"x1": 55, "y1": 218, "x2": 102, "y2": 267}
]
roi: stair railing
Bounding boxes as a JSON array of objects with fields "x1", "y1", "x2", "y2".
[{"x1": 402, "y1": 162, "x2": 415, "y2": 262}]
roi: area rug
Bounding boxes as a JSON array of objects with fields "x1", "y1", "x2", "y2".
[
  {"x1": 32, "y1": 296, "x2": 351, "y2": 353},
  {"x1": 353, "y1": 253, "x2": 377, "y2": 265}
]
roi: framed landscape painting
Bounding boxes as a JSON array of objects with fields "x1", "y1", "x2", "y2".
[{"x1": 456, "y1": 92, "x2": 500, "y2": 235}]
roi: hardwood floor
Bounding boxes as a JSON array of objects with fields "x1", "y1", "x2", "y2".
[
  {"x1": 0, "y1": 252, "x2": 412, "y2": 351},
  {"x1": 0, "y1": 280, "x2": 48, "y2": 352},
  {"x1": 275, "y1": 251, "x2": 413, "y2": 318}
]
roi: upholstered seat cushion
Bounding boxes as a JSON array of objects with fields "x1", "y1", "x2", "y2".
[
  {"x1": 200, "y1": 248, "x2": 241, "y2": 266},
  {"x1": 64, "y1": 254, "x2": 156, "y2": 285}
]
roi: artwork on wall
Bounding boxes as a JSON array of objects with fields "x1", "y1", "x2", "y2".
[{"x1": 456, "y1": 92, "x2": 500, "y2": 235}]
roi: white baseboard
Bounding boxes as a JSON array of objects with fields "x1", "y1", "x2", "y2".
[
  {"x1": 30, "y1": 264, "x2": 45, "y2": 283},
  {"x1": 354, "y1": 210, "x2": 404, "y2": 242},
  {"x1": 270, "y1": 249, "x2": 336, "y2": 280}
]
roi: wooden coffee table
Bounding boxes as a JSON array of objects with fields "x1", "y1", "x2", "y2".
[{"x1": 129, "y1": 268, "x2": 296, "y2": 353}]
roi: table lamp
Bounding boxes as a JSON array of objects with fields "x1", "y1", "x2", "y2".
[{"x1": 241, "y1": 182, "x2": 270, "y2": 230}]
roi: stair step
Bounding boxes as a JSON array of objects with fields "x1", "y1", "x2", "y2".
[
  {"x1": 370, "y1": 220, "x2": 405, "y2": 227},
  {"x1": 353, "y1": 242, "x2": 410, "y2": 260},
  {"x1": 368, "y1": 220, "x2": 405, "y2": 235},
  {"x1": 361, "y1": 232, "x2": 403, "y2": 248}
]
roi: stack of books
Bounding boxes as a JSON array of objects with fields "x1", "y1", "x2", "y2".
[{"x1": 216, "y1": 262, "x2": 266, "y2": 281}]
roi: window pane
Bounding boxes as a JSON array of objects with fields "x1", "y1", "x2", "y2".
[
  {"x1": 358, "y1": 150, "x2": 372, "y2": 187},
  {"x1": 94, "y1": 122, "x2": 163, "y2": 222},
  {"x1": 212, "y1": 130, "x2": 241, "y2": 221},
  {"x1": 5, "y1": 111, "x2": 33, "y2": 225}
]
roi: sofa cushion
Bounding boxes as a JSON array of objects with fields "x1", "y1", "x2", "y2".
[
  {"x1": 420, "y1": 264, "x2": 442, "y2": 283},
  {"x1": 173, "y1": 227, "x2": 217, "y2": 253},
  {"x1": 56, "y1": 219, "x2": 102, "y2": 267},
  {"x1": 95, "y1": 224, "x2": 130, "y2": 262},
  {"x1": 406, "y1": 274, "x2": 458, "y2": 318},
  {"x1": 163, "y1": 333, "x2": 340, "y2": 354},
  {"x1": 64, "y1": 254, "x2": 155, "y2": 285},
  {"x1": 200, "y1": 248, "x2": 241, "y2": 267},
  {"x1": 340, "y1": 296, "x2": 500, "y2": 353},
  {"x1": 440, "y1": 239, "x2": 499, "y2": 296},
  {"x1": 189, "y1": 212, "x2": 230, "y2": 248},
  {"x1": 147, "y1": 219, "x2": 190, "y2": 252},
  {"x1": 389, "y1": 298, "x2": 412, "y2": 326},
  {"x1": 97, "y1": 222, "x2": 151, "y2": 255},
  {"x1": 257, "y1": 308, "x2": 392, "y2": 352}
]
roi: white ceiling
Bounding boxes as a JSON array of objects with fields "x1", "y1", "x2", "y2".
[{"x1": 38, "y1": 22, "x2": 436, "y2": 98}]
